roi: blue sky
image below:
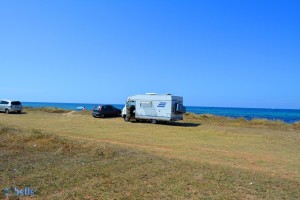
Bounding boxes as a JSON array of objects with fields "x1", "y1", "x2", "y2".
[{"x1": 1, "y1": 0, "x2": 299, "y2": 109}]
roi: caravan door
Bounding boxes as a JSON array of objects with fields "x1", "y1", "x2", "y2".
[{"x1": 126, "y1": 100, "x2": 136, "y2": 119}]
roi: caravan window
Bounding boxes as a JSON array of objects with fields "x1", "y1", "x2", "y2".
[
  {"x1": 174, "y1": 103, "x2": 186, "y2": 114},
  {"x1": 140, "y1": 101, "x2": 152, "y2": 108}
]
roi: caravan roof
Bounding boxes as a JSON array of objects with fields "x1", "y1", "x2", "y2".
[{"x1": 128, "y1": 94, "x2": 182, "y2": 101}]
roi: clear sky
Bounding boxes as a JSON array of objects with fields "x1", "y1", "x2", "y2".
[{"x1": 1, "y1": 0, "x2": 299, "y2": 109}]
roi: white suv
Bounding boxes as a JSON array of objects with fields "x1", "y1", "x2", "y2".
[{"x1": 0, "y1": 100, "x2": 23, "y2": 114}]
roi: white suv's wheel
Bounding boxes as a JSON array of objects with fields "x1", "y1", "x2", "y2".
[{"x1": 5, "y1": 109, "x2": 9, "y2": 114}]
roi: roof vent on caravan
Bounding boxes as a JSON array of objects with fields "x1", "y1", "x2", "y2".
[{"x1": 145, "y1": 93, "x2": 158, "y2": 95}]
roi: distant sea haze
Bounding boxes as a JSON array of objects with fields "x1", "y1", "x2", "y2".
[{"x1": 22, "y1": 102, "x2": 300, "y2": 124}]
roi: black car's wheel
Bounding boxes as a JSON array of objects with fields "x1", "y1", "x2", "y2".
[
  {"x1": 100, "y1": 114, "x2": 105, "y2": 118},
  {"x1": 5, "y1": 109, "x2": 9, "y2": 114}
]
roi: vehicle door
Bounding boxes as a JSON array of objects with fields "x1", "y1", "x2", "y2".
[
  {"x1": 0, "y1": 101, "x2": 8, "y2": 111},
  {"x1": 112, "y1": 106, "x2": 120, "y2": 116},
  {"x1": 126, "y1": 101, "x2": 136, "y2": 118},
  {"x1": 101, "y1": 106, "x2": 109, "y2": 116},
  {"x1": 11, "y1": 101, "x2": 22, "y2": 110},
  {"x1": 106, "y1": 106, "x2": 115, "y2": 116}
]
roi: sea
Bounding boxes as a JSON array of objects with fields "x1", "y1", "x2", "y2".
[{"x1": 22, "y1": 102, "x2": 300, "y2": 124}]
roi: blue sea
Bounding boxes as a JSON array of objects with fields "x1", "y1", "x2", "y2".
[{"x1": 22, "y1": 102, "x2": 300, "y2": 124}]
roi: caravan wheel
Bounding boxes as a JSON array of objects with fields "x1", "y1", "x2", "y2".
[{"x1": 151, "y1": 119, "x2": 157, "y2": 124}]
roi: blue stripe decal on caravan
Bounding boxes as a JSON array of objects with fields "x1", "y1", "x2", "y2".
[{"x1": 157, "y1": 102, "x2": 166, "y2": 108}]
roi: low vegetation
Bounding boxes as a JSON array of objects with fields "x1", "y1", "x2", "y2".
[
  {"x1": 184, "y1": 112, "x2": 300, "y2": 130},
  {"x1": 23, "y1": 107, "x2": 71, "y2": 114},
  {"x1": 1, "y1": 108, "x2": 299, "y2": 199}
]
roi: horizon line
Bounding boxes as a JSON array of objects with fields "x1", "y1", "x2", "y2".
[{"x1": 22, "y1": 101, "x2": 300, "y2": 111}]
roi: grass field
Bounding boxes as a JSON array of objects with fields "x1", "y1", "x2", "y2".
[{"x1": 1, "y1": 108, "x2": 300, "y2": 199}]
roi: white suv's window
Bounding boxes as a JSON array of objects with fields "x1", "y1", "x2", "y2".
[{"x1": 12, "y1": 101, "x2": 21, "y2": 105}]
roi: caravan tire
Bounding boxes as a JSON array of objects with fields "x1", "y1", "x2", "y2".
[
  {"x1": 151, "y1": 119, "x2": 157, "y2": 124},
  {"x1": 124, "y1": 117, "x2": 130, "y2": 122}
]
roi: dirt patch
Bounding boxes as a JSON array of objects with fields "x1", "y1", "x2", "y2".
[{"x1": 62, "y1": 111, "x2": 76, "y2": 116}]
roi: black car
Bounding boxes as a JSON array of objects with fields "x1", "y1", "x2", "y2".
[{"x1": 92, "y1": 105, "x2": 121, "y2": 118}]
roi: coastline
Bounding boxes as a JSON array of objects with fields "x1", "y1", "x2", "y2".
[{"x1": 22, "y1": 102, "x2": 300, "y2": 124}]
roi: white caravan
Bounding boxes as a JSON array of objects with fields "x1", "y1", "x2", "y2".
[{"x1": 122, "y1": 93, "x2": 186, "y2": 123}]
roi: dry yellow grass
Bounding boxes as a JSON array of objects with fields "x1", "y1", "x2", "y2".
[
  {"x1": 1, "y1": 109, "x2": 299, "y2": 180},
  {"x1": 0, "y1": 125, "x2": 299, "y2": 199},
  {"x1": 1, "y1": 108, "x2": 300, "y2": 199}
]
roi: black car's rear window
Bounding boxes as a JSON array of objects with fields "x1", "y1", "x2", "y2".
[
  {"x1": 11, "y1": 101, "x2": 21, "y2": 105},
  {"x1": 93, "y1": 106, "x2": 101, "y2": 110}
]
